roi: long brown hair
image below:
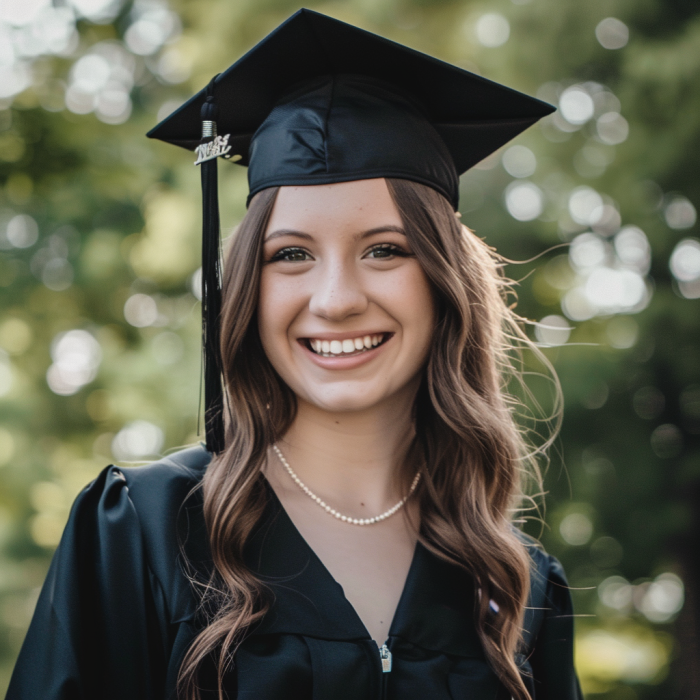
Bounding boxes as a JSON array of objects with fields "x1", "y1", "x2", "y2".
[{"x1": 178, "y1": 178, "x2": 561, "y2": 700}]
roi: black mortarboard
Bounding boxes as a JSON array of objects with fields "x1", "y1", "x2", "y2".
[{"x1": 147, "y1": 8, "x2": 554, "y2": 454}]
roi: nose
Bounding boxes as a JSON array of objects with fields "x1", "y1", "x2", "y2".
[{"x1": 308, "y1": 257, "x2": 369, "y2": 321}]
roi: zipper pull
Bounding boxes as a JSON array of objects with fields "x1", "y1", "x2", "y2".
[{"x1": 379, "y1": 644, "x2": 392, "y2": 673}]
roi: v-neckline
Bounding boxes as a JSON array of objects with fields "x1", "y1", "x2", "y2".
[{"x1": 263, "y1": 477, "x2": 420, "y2": 645}]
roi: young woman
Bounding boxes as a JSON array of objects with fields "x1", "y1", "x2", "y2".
[{"x1": 7, "y1": 10, "x2": 582, "y2": 700}]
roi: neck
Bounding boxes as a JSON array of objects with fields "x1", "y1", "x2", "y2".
[{"x1": 272, "y1": 391, "x2": 416, "y2": 513}]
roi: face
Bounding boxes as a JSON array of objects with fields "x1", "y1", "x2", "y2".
[{"x1": 257, "y1": 178, "x2": 436, "y2": 414}]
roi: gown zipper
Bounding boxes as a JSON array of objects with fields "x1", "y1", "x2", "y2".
[
  {"x1": 378, "y1": 642, "x2": 392, "y2": 700},
  {"x1": 379, "y1": 643, "x2": 392, "y2": 673}
]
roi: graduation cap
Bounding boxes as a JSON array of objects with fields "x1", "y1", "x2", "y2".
[{"x1": 147, "y1": 8, "x2": 554, "y2": 455}]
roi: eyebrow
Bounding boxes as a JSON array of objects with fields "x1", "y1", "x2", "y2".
[{"x1": 264, "y1": 225, "x2": 406, "y2": 242}]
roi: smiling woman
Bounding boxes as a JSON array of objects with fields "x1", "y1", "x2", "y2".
[{"x1": 6, "y1": 9, "x2": 581, "y2": 700}]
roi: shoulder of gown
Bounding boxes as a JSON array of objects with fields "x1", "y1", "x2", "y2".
[
  {"x1": 5, "y1": 444, "x2": 212, "y2": 700},
  {"x1": 517, "y1": 533, "x2": 584, "y2": 700}
]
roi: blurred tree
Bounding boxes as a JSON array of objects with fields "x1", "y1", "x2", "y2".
[{"x1": 0, "y1": 0, "x2": 698, "y2": 698}]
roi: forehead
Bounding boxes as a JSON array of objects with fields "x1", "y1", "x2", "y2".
[{"x1": 265, "y1": 178, "x2": 402, "y2": 234}]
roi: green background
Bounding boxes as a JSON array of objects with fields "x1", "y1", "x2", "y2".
[{"x1": 1, "y1": 0, "x2": 699, "y2": 697}]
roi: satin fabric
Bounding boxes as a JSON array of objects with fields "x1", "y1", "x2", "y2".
[
  {"x1": 6, "y1": 445, "x2": 582, "y2": 700},
  {"x1": 246, "y1": 74, "x2": 460, "y2": 208}
]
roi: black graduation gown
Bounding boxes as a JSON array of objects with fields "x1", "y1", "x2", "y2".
[{"x1": 6, "y1": 445, "x2": 583, "y2": 700}]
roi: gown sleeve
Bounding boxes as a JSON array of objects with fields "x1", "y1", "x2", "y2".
[
  {"x1": 6, "y1": 465, "x2": 170, "y2": 700},
  {"x1": 528, "y1": 553, "x2": 584, "y2": 700}
]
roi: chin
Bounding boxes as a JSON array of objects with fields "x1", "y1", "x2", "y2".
[{"x1": 303, "y1": 387, "x2": 389, "y2": 414}]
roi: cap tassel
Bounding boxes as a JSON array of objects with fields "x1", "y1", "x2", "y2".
[{"x1": 199, "y1": 78, "x2": 225, "y2": 454}]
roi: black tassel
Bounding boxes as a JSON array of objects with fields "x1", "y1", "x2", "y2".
[{"x1": 199, "y1": 77, "x2": 225, "y2": 454}]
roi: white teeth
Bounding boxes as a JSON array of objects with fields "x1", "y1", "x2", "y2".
[{"x1": 309, "y1": 334, "x2": 387, "y2": 356}]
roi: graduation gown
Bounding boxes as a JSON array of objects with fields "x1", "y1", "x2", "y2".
[{"x1": 6, "y1": 445, "x2": 583, "y2": 700}]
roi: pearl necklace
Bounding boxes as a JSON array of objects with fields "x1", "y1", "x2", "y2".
[{"x1": 272, "y1": 444, "x2": 421, "y2": 526}]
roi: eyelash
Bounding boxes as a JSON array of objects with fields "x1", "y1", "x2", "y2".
[
  {"x1": 268, "y1": 247, "x2": 310, "y2": 262},
  {"x1": 366, "y1": 243, "x2": 410, "y2": 259},
  {"x1": 267, "y1": 243, "x2": 410, "y2": 263}
]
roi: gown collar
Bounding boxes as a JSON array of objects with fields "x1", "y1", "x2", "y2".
[{"x1": 246, "y1": 482, "x2": 486, "y2": 659}]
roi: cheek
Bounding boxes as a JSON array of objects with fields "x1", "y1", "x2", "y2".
[
  {"x1": 257, "y1": 271, "x2": 302, "y2": 358},
  {"x1": 386, "y1": 264, "x2": 436, "y2": 349}
]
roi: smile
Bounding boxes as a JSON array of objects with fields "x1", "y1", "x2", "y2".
[{"x1": 304, "y1": 333, "x2": 391, "y2": 357}]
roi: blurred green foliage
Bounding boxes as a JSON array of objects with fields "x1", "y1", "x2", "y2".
[{"x1": 0, "y1": 0, "x2": 698, "y2": 698}]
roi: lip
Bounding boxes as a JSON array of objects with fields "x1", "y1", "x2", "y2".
[
  {"x1": 297, "y1": 332, "x2": 394, "y2": 370},
  {"x1": 297, "y1": 330, "x2": 392, "y2": 341}
]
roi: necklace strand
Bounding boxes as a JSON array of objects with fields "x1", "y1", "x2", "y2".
[{"x1": 272, "y1": 444, "x2": 420, "y2": 526}]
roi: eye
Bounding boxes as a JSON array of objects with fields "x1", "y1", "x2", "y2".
[
  {"x1": 269, "y1": 247, "x2": 312, "y2": 263},
  {"x1": 365, "y1": 244, "x2": 410, "y2": 259}
]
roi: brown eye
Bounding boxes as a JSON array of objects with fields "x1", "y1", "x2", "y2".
[
  {"x1": 366, "y1": 244, "x2": 409, "y2": 259},
  {"x1": 270, "y1": 247, "x2": 311, "y2": 262}
]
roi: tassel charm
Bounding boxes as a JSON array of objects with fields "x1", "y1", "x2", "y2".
[{"x1": 195, "y1": 120, "x2": 235, "y2": 165}]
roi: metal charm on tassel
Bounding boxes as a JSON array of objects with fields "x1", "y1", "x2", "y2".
[{"x1": 196, "y1": 77, "x2": 226, "y2": 454}]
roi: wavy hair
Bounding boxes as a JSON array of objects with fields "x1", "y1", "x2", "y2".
[{"x1": 177, "y1": 179, "x2": 561, "y2": 700}]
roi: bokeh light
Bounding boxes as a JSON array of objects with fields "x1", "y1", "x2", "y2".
[
  {"x1": 474, "y1": 13, "x2": 510, "y2": 48},
  {"x1": 124, "y1": 293, "x2": 159, "y2": 327},
  {"x1": 637, "y1": 573, "x2": 684, "y2": 623},
  {"x1": 112, "y1": 420, "x2": 164, "y2": 460},
  {"x1": 650, "y1": 423, "x2": 683, "y2": 459},
  {"x1": 584, "y1": 268, "x2": 647, "y2": 314},
  {"x1": 124, "y1": 5, "x2": 180, "y2": 56},
  {"x1": 670, "y1": 239, "x2": 700, "y2": 279},
  {"x1": 670, "y1": 238, "x2": 700, "y2": 299},
  {"x1": 664, "y1": 195, "x2": 697, "y2": 230},
  {"x1": 560, "y1": 512, "x2": 593, "y2": 545},
  {"x1": 576, "y1": 627, "x2": 670, "y2": 684},
  {"x1": 599, "y1": 576, "x2": 633, "y2": 612},
  {"x1": 502, "y1": 145, "x2": 536, "y2": 178},
  {"x1": 596, "y1": 112, "x2": 629, "y2": 145},
  {"x1": 5, "y1": 215, "x2": 38, "y2": 248},
  {"x1": 535, "y1": 314, "x2": 572, "y2": 346},
  {"x1": 569, "y1": 232, "x2": 608, "y2": 270},
  {"x1": 42, "y1": 258, "x2": 73, "y2": 290},
  {"x1": 65, "y1": 42, "x2": 135, "y2": 123},
  {"x1": 69, "y1": 0, "x2": 124, "y2": 23},
  {"x1": 559, "y1": 86, "x2": 595, "y2": 126},
  {"x1": 598, "y1": 571, "x2": 684, "y2": 622},
  {"x1": 46, "y1": 330, "x2": 102, "y2": 396},
  {"x1": 562, "y1": 226, "x2": 651, "y2": 320},
  {"x1": 504, "y1": 181, "x2": 543, "y2": 221},
  {"x1": 0, "y1": 0, "x2": 51, "y2": 26},
  {"x1": 595, "y1": 18, "x2": 629, "y2": 50},
  {"x1": 568, "y1": 187, "x2": 604, "y2": 226},
  {"x1": 190, "y1": 268, "x2": 203, "y2": 301},
  {"x1": 614, "y1": 226, "x2": 651, "y2": 274}
]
